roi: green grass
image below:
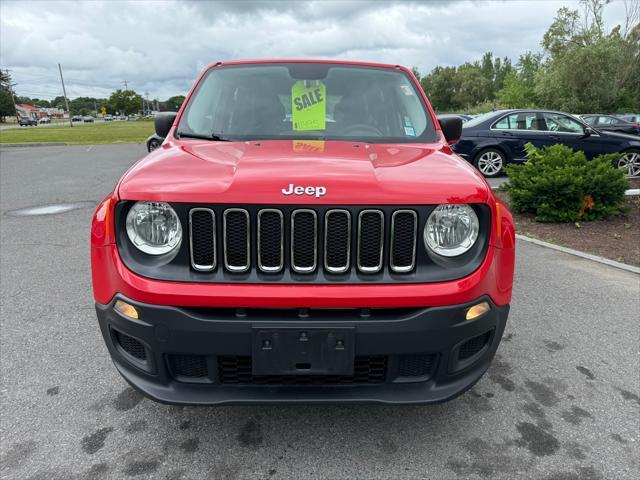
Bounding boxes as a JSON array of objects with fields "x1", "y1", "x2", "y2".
[{"x1": 0, "y1": 120, "x2": 155, "y2": 145}]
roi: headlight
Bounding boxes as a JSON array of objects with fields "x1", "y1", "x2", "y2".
[
  {"x1": 424, "y1": 204, "x2": 479, "y2": 257},
  {"x1": 126, "y1": 201, "x2": 182, "y2": 255}
]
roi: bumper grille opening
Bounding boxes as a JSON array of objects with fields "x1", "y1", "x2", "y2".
[
  {"x1": 114, "y1": 330, "x2": 146, "y2": 361},
  {"x1": 398, "y1": 354, "x2": 436, "y2": 378},
  {"x1": 168, "y1": 354, "x2": 209, "y2": 379},
  {"x1": 459, "y1": 331, "x2": 491, "y2": 360},
  {"x1": 219, "y1": 356, "x2": 387, "y2": 385}
]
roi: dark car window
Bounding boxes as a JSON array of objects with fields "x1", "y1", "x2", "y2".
[
  {"x1": 598, "y1": 116, "x2": 617, "y2": 125},
  {"x1": 583, "y1": 116, "x2": 596, "y2": 125},
  {"x1": 493, "y1": 112, "x2": 544, "y2": 131},
  {"x1": 177, "y1": 63, "x2": 437, "y2": 143},
  {"x1": 544, "y1": 113, "x2": 585, "y2": 133}
]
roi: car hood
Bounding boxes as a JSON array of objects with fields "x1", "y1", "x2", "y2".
[
  {"x1": 118, "y1": 139, "x2": 490, "y2": 205},
  {"x1": 598, "y1": 130, "x2": 640, "y2": 142}
]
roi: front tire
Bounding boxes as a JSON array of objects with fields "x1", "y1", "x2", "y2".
[
  {"x1": 474, "y1": 148, "x2": 505, "y2": 178},
  {"x1": 617, "y1": 150, "x2": 640, "y2": 178},
  {"x1": 148, "y1": 139, "x2": 161, "y2": 152}
]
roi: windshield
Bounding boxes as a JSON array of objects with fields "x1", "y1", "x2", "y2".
[{"x1": 176, "y1": 63, "x2": 438, "y2": 143}]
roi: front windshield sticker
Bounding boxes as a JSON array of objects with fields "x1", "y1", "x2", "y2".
[
  {"x1": 403, "y1": 115, "x2": 416, "y2": 137},
  {"x1": 291, "y1": 80, "x2": 326, "y2": 131}
]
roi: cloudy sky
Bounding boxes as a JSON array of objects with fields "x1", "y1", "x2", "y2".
[{"x1": 0, "y1": 0, "x2": 632, "y2": 101}]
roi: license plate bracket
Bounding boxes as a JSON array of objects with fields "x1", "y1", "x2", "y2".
[{"x1": 251, "y1": 327, "x2": 355, "y2": 376}]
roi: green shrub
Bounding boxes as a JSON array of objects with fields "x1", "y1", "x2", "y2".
[{"x1": 504, "y1": 143, "x2": 629, "y2": 222}]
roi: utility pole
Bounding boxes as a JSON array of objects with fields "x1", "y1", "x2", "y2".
[
  {"x1": 58, "y1": 63, "x2": 72, "y2": 127},
  {"x1": 122, "y1": 80, "x2": 128, "y2": 90},
  {"x1": 94, "y1": 100, "x2": 97, "y2": 117},
  {"x1": 6, "y1": 70, "x2": 18, "y2": 122},
  {"x1": 145, "y1": 91, "x2": 149, "y2": 116}
]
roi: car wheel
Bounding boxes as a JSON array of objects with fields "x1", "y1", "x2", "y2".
[
  {"x1": 617, "y1": 150, "x2": 640, "y2": 178},
  {"x1": 474, "y1": 149, "x2": 505, "y2": 178},
  {"x1": 148, "y1": 139, "x2": 161, "y2": 152}
]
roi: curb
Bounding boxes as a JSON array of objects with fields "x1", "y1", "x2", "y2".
[
  {"x1": 0, "y1": 142, "x2": 67, "y2": 148},
  {"x1": 516, "y1": 234, "x2": 640, "y2": 274}
]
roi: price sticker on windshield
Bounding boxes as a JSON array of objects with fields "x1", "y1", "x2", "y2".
[{"x1": 291, "y1": 80, "x2": 326, "y2": 131}]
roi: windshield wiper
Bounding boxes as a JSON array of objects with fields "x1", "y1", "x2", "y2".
[{"x1": 175, "y1": 131, "x2": 230, "y2": 141}]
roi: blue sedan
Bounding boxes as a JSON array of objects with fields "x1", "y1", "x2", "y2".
[{"x1": 450, "y1": 109, "x2": 640, "y2": 178}]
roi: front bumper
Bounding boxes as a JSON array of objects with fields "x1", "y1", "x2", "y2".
[{"x1": 96, "y1": 295, "x2": 509, "y2": 405}]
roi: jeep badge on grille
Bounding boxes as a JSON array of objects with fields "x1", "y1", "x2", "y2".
[{"x1": 282, "y1": 184, "x2": 327, "y2": 198}]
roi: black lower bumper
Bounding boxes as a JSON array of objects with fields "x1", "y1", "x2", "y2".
[{"x1": 95, "y1": 296, "x2": 509, "y2": 405}]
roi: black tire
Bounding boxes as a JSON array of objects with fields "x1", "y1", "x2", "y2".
[
  {"x1": 617, "y1": 149, "x2": 640, "y2": 178},
  {"x1": 148, "y1": 139, "x2": 161, "y2": 152},
  {"x1": 473, "y1": 148, "x2": 506, "y2": 178}
]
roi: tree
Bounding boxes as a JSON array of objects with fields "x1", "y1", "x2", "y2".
[
  {"x1": 163, "y1": 95, "x2": 186, "y2": 111},
  {"x1": 0, "y1": 70, "x2": 16, "y2": 122},
  {"x1": 498, "y1": 71, "x2": 529, "y2": 108},
  {"x1": 108, "y1": 89, "x2": 143, "y2": 115},
  {"x1": 536, "y1": 0, "x2": 639, "y2": 112},
  {"x1": 421, "y1": 66, "x2": 460, "y2": 111}
]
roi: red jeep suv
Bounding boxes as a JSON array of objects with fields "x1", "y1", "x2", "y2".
[{"x1": 91, "y1": 60, "x2": 515, "y2": 404}]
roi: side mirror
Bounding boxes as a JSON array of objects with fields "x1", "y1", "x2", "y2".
[
  {"x1": 438, "y1": 117, "x2": 463, "y2": 144},
  {"x1": 583, "y1": 126, "x2": 595, "y2": 137},
  {"x1": 155, "y1": 112, "x2": 178, "y2": 138}
]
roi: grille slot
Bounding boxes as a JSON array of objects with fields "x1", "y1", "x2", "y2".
[
  {"x1": 291, "y1": 209, "x2": 317, "y2": 273},
  {"x1": 357, "y1": 210, "x2": 384, "y2": 273},
  {"x1": 168, "y1": 354, "x2": 209, "y2": 379},
  {"x1": 189, "y1": 208, "x2": 216, "y2": 271},
  {"x1": 223, "y1": 209, "x2": 250, "y2": 272},
  {"x1": 324, "y1": 209, "x2": 351, "y2": 273},
  {"x1": 114, "y1": 330, "x2": 146, "y2": 361},
  {"x1": 257, "y1": 209, "x2": 284, "y2": 272},
  {"x1": 390, "y1": 210, "x2": 417, "y2": 272},
  {"x1": 219, "y1": 356, "x2": 387, "y2": 385}
]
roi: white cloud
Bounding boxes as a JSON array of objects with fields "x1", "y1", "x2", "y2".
[{"x1": 0, "y1": 0, "x2": 631, "y2": 100}]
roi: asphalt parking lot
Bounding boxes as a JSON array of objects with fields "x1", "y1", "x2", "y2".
[{"x1": 1, "y1": 144, "x2": 639, "y2": 480}]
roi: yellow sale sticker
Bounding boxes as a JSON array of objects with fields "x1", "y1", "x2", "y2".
[{"x1": 291, "y1": 80, "x2": 326, "y2": 131}]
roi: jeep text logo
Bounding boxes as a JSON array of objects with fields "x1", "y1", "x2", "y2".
[{"x1": 282, "y1": 184, "x2": 327, "y2": 198}]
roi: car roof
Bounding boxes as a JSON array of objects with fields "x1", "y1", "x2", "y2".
[{"x1": 206, "y1": 59, "x2": 406, "y2": 70}]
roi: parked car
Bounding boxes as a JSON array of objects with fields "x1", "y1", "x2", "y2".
[
  {"x1": 38, "y1": 117, "x2": 51, "y2": 124},
  {"x1": 582, "y1": 115, "x2": 639, "y2": 135},
  {"x1": 452, "y1": 109, "x2": 640, "y2": 177},
  {"x1": 91, "y1": 59, "x2": 515, "y2": 405},
  {"x1": 146, "y1": 133, "x2": 164, "y2": 151},
  {"x1": 71, "y1": 115, "x2": 82, "y2": 122},
  {"x1": 83, "y1": 116, "x2": 94, "y2": 123},
  {"x1": 104, "y1": 114, "x2": 114, "y2": 121},
  {"x1": 616, "y1": 113, "x2": 640, "y2": 128},
  {"x1": 18, "y1": 117, "x2": 37, "y2": 126}
]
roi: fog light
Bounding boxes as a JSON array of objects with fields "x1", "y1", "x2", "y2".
[
  {"x1": 466, "y1": 301, "x2": 490, "y2": 321},
  {"x1": 114, "y1": 300, "x2": 139, "y2": 319}
]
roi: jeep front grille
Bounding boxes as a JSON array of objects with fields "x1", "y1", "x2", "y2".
[{"x1": 189, "y1": 206, "x2": 419, "y2": 277}]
